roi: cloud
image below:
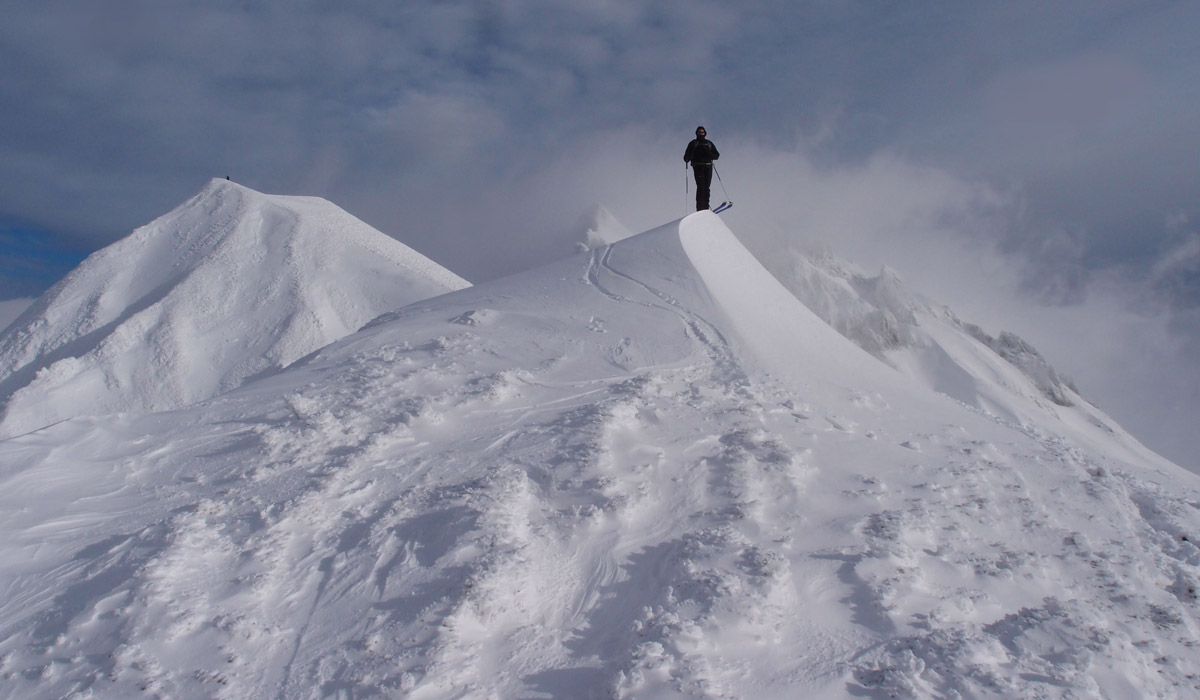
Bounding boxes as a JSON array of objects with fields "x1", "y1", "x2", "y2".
[
  {"x1": 1018, "y1": 277, "x2": 1200, "y2": 471},
  {"x1": 1150, "y1": 234, "x2": 1200, "y2": 286},
  {"x1": 1, "y1": 1, "x2": 1199, "y2": 470},
  {"x1": 979, "y1": 53, "x2": 1152, "y2": 156}
]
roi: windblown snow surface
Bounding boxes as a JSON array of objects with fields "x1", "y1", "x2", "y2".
[
  {"x1": 0, "y1": 179, "x2": 469, "y2": 439},
  {"x1": 756, "y1": 251, "x2": 1165, "y2": 471},
  {"x1": 1, "y1": 213, "x2": 1199, "y2": 699}
]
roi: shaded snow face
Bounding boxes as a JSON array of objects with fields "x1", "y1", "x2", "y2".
[
  {"x1": 590, "y1": 201, "x2": 1089, "y2": 432},
  {"x1": 962, "y1": 324, "x2": 1076, "y2": 406},
  {"x1": 756, "y1": 247, "x2": 1165, "y2": 465},
  {"x1": 0, "y1": 179, "x2": 468, "y2": 438},
  {"x1": 578, "y1": 205, "x2": 1091, "y2": 431},
  {"x1": 0, "y1": 214, "x2": 1197, "y2": 699}
]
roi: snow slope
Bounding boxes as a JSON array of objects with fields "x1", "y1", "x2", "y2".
[
  {"x1": 764, "y1": 251, "x2": 1169, "y2": 469},
  {"x1": 1, "y1": 213, "x2": 1199, "y2": 699},
  {"x1": 0, "y1": 179, "x2": 468, "y2": 438},
  {"x1": 578, "y1": 214, "x2": 1135, "y2": 466}
]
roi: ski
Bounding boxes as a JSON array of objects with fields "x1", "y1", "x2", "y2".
[{"x1": 712, "y1": 201, "x2": 733, "y2": 214}]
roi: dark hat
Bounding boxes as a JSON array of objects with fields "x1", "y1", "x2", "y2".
[{"x1": 695, "y1": 125, "x2": 706, "y2": 134}]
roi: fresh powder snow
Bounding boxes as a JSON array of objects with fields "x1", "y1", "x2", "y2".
[
  {"x1": 0, "y1": 179, "x2": 469, "y2": 439},
  {"x1": 0, "y1": 208, "x2": 1198, "y2": 699}
]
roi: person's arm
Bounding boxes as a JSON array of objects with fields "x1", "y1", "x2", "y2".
[
  {"x1": 684, "y1": 140, "x2": 695, "y2": 163},
  {"x1": 710, "y1": 142, "x2": 719, "y2": 160}
]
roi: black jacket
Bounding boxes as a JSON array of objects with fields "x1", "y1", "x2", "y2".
[{"x1": 684, "y1": 138, "x2": 719, "y2": 165}]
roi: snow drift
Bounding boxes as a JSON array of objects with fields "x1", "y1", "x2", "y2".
[
  {"x1": 0, "y1": 212, "x2": 1198, "y2": 699},
  {"x1": 0, "y1": 179, "x2": 468, "y2": 438}
]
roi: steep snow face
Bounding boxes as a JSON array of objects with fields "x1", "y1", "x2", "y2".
[
  {"x1": 580, "y1": 214, "x2": 1109, "y2": 452},
  {"x1": 0, "y1": 179, "x2": 468, "y2": 438},
  {"x1": 762, "y1": 250, "x2": 1166, "y2": 467},
  {"x1": 1, "y1": 213, "x2": 1197, "y2": 699}
]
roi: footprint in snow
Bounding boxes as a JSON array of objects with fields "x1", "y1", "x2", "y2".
[
  {"x1": 450, "y1": 309, "x2": 497, "y2": 326},
  {"x1": 826, "y1": 415, "x2": 854, "y2": 432}
]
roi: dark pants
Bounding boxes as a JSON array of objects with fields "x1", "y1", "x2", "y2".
[{"x1": 692, "y1": 162, "x2": 713, "y2": 210}]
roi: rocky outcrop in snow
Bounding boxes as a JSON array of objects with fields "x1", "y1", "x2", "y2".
[
  {"x1": 963, "y1": 323, "x2": 1076, "y2": 406},
  {"x1": 764, "y1": 248, "x2": 1082, "y2": 420}
]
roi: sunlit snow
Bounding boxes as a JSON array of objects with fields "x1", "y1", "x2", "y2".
[
  {"x1": 0, "y1": 179, "x2": 468, "y2": 439},
  {"x1": 0, "y1": 186, "x2": 1197, "y2": 699}
]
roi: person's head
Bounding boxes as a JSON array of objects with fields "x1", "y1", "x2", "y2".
[{"x1": 695, "y1": 126, "x2": 706, "y2": 138}]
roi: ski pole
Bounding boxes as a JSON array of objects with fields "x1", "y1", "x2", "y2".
[
  {"x1": 684, "y1": 163, "x2": 689, "y2": 216},
  {"x1": 713, "y1": 163, "x2": 732, "y2": 206}
]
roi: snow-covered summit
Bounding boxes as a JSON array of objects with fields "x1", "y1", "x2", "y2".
[
  {"x1": 1, "y1": 212, "x2": 1197, "y2": 699},
  {"x1": 576, "y1": 212, "x2": 1095, "y2": 447},
  {"x1": 610, "y1": 210, "x2": 1118, "y2": 453},
  {"x1": 0, "y1": 178, "x2": 468, "y2": 438}
]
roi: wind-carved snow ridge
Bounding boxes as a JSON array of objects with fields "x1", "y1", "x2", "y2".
[
  {"x1": 577, "y1": 205, "x2": 635, "y2": 251},
  {"x1": 760, "y1": 248, "x2": 1150, "y2": 451},
  {"x1": 0, "y1": 212, "x2": 1198, "y2": 699},
  {"x1": 0, "y1": 179, "x2": 469, "y2": 438},
  {"x1": 962, "y1": 323, "x2": 1076, "y2": 406}
]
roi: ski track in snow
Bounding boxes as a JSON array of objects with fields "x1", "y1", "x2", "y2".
[{"x1": 0, "y1": 215, "x2": 1199, "y2": 699}]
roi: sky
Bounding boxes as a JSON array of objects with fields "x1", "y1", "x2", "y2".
[{"x1": 1, "y1": 0, "x2": 1197, "y2": 469}]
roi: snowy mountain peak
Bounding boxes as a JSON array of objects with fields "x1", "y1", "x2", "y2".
[
  {"x1": 0, "y1": 179, "x2": 469, "y2": 438},
  {"x1": 1, "y1": 209, "x2": 1197, "y2": 699}
]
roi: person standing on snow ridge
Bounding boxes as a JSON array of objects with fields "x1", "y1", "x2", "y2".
[{"x1": 683, "y1": 126, "x2": 720, "y2": 211}]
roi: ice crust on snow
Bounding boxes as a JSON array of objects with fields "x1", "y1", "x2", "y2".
[
  {"x1": 0, "y1": 179, "x2": 468, "y2": 438},
  {"x1": 0, "y1": 209, "x2": 1198, "y2": 698}
]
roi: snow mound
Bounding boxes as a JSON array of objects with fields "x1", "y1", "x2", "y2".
[
  {"x1": 0, "y1": 213, "x2": 1197, "y2": 699},
  {"x1": 0, "y1": 179, "x2": 469, "y2": 437}
]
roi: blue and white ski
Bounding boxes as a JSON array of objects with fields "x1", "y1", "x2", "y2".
[{"x1": 712, "y1": 201, "x2": 733, "y2": 214}]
